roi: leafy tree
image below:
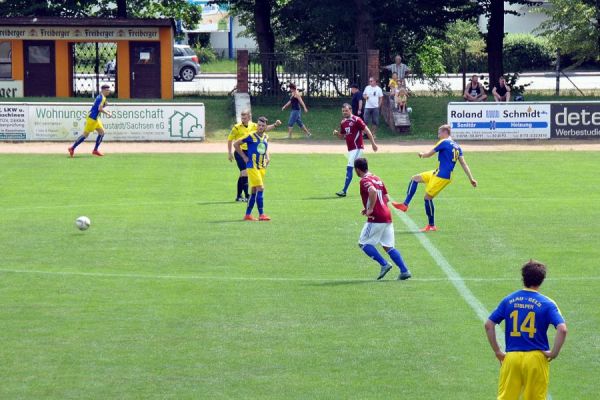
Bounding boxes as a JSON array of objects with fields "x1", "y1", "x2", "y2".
[{"x1": 535, "y1": 0, "x2": 600, "y2": 66}]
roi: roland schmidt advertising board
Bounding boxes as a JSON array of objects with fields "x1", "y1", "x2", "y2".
[
  {"x1": 0, "y1": 102, "x2": 205, "y2": 141},
  {"x1": 447, "y1": 102, "x2": 551, "y2": 140},
  {"x1": 550, "y1": 102, "x2": 600, "y2": 139}
]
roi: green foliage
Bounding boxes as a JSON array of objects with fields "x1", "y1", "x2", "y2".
[
  {"x1": 503, "y1": 34, "x2": 554, "y2": 72},
  {"x1": 442, "y1": 20, "x2": 487, "y2": 73},
  {"x1": 535, "y1": 0, "x2": 599, "y2": 66},
  {"x1": 192, "y1": 46, "x2": 218, "y2": 64}
]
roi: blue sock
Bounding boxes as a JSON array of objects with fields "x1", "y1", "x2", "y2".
[
  {"x1": 425, "y1": 199, "x2": 435, "y2": 226},
  {"x1": 246, "y1": 193, "x2": 257, "y2": 215},
  {"x1": 342, "y1": 166, "x2": 353, "y2": 193},
  {"x1": 94, "y1": 134, "x2": 104, "y2": 151},
  {"x1": 71, "y1": 135, "x2": 86, "y2": 149},
  {"x1": 404, "y1": 180, "x2": 418, "y2": 205},
  {"x1": 257, "y1": 191, "x2": 264, "y2": 214},
  {"x1": 360, "y1": 244, "x2": 388, "y2": 267},
  {"x1": 387, "y1": 248, "x2": 408, "y2": 273}
]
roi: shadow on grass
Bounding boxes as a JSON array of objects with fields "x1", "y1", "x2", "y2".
[
  {"x1": 197, "y1": 201, "x2": 238, "y2": 206},
  {"x1": 304, "y1": 279, "x2": 397, "y2": 287},
  {"x1": 303, "y1": 196, "x2": 347, "y2": 201}
]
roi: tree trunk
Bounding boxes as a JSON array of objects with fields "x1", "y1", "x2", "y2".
[
  {"x1": 353, "y1": 0, "x2": 375, "y2": 86},
  {"x1": 486, "y1": 0, "x2": 504, "y2": 91},
  {"x1": 254, "y1": 0, "x2": 280, "y2": 94},
  {"x1": 116, "y1": 0, "x2": 127, "y2": 18}
]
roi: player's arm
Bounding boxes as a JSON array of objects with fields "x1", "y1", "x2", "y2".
[
  {"x1": 233, "y1": 139, "x2": 249, "y2": 163},
  {"x1": 458, "y1": 156, "x2": 477, "y2": 187},
  {"x1": 265, "y1": 120, "x2": 282, "y2": 131},
  {"x1": 264, "y1": 150, "x2": 270, "y2": 167},
  {"x1": 363, "y1": 126, "x2": 378, "y2": 152},
  {"x1": 227, "y1": 128, "x2": 236, "y2": 161},
  {"x1": 544, "y1": 323, "x2": 567, "y2": 361},
  {"x1": 333, "y1": 123, "x2": 344, "y2": 139},
  {"x1": 297, "y1": 95, "x2": 308, "y2": 112},
  {"x1": 418, "y1": 149, "x2": 436, "y2": 158},
  {"x1": 365, "y1": 186, "x2": 377, "y2": 216},
  {"x1": 98, "y1": 100, "x2": 112, "y2": 118},
  {"x1": 484, "y1": 319, "x2": 505, "y2": 363}
]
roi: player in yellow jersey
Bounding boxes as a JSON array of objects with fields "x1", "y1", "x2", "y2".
[
  {"x1": 227, "y1": 109, "x2": 281, "y2": 202},
  {"x1": 68, "y1": 84, "x2": 112, "y2": 157}
]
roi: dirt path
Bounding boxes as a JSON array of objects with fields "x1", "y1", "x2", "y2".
[{"x1": 0, "y1": 140, "x2": 599, "y2": 154}]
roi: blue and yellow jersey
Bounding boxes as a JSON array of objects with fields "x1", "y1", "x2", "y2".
[
  {"x1": 489, "y1": 289, "x2": 565, "y2": 352},
  {"x1": 88, "y1": 94, "x2": 106, "y2": 120},
  {"x1": 433, "y1": 138, "x2": 463, "y2": 179},
  {"x1": 242, "y1": 132, "x2": 269, "y2": 169},
  {"x1": 228, "y1": 121, "x2": 257, "y2": 151}
]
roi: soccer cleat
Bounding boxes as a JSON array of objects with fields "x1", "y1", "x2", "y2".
[
  {"x1": 243, "y1": 214, "x2": 258, "y2": 221},
  {"x1": 420, "y1": 225, "x2": 437, "y2": 232},
  {"x1": 258, "y1": 214, "x2": 271, "y2": 221},
  {"x1": 92, "y1": 150, "x2": 104, "y2": 157},
  {"x1": 391, "y1": 202, "x2": 408, "y2": 212},
  {"x1": 68, "y1": 147, "x2": 74, "y2": 158},
  {"x1": 377, "y1": 264, "x2": 392, "y2": 280},
  {"x1": 398, "y1": 271, "x2": 412, "y2": 281},
  {"x1": 335, "y1": 191, "x2": 347, "y2": 197}
]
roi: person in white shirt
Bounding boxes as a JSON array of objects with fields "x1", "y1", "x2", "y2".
[{"x1": 362, "y1": 77, "x2": 384, "y2": 138}]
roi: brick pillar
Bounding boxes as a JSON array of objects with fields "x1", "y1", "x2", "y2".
[
  {"x1": 237, "y1": 50, "x2": 249, "y2": 93},
  {"x1": 367, "y1": 49, "x2": 380, "y2": 82}
]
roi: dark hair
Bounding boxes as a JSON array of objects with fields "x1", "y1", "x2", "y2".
[
  {"x1": 257, "y1": 116, "x2": 268, "y2": 124},
  {"x1": 522, "y1": 260, "x2": 546, "y2": 288},
  {"x1": 354, "y1": 157, "x2": 368, "y2": 172},
  {"x1": 101, "y1": 84, "x2": 110, "y2": 90},
  {"x1": 342, "y1": 103, "x2": 352, "y2": 110},
  {"x1": 289, "y1": 83, "x2": 297, "y2": 90},
  {"x1": 350, "y1": 83, "x2": 359, "y2": 89}
]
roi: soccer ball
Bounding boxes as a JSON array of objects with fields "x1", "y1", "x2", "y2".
[{"x1": 75, "y1": 216, "x2": 91, "y2": 231}]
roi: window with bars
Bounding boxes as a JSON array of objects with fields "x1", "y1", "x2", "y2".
[{"x1": 0, "y1": 42, "x2": 12, "y2": 79}]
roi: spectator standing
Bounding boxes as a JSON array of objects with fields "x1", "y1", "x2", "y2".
[
  {"x1": 464, "y1": 75, "x2": 487, "y2": 102},
  {"x1": 362, "y1": 77, "x2": 384, "y2": 139},
  {"x1": 281, "y1": 83, "x2": 311, "y2": 139},
  {"x1": 383, "y1": 55, "x2": 411, "y2": 85},
  {"x1": 492, "y1": 76, "x2": 511, "y2": 102},
  {"x1": 350, "y1": 83, "x2": 363, "y2": 117}
]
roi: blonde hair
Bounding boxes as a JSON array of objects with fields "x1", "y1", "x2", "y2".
[{"x1": 438, "y1": 124, "x2": 451, "y2": 135}]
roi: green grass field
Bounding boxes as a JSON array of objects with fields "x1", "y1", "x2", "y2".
[{"x1": 0, "y1": 151, "x2": 598, "y2": 399}]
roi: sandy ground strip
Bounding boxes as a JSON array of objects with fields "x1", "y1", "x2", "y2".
[{"x1": 0, "y1": 140, "x2": 599, "y2": 154}]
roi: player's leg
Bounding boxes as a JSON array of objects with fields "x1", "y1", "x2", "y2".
[
  {"x1": 392, "y1": 172, "x2": 427, "y2": 211},
  {"x1": 381, "y1": 224, "x2": 411, "y2": 280},
  {"x1": 234, "y1": 151, "x2": 248, "y2": 201},
  {"x1": 521, "y1": 351, "x2": 549, "y2": 400},
  {"x1": 244, "y1": 169, "x2": 260, "y2": 220},
  {"x1": 421, "y1": 176, "x2": 451, "y2": 232},
  {"x1": 256, "y1": 170, "x2": 269, "y2": 220},
  {"x1": 358, "y1": 223, "x2": 392, "y2": 280},
  {"x1": 497, "y1": 352, "x2": 525, "y2": 400},
  {"x1": 338, "y1": 149, "x2": 362, "y2": 196},
  {"x1": 92, "y1": 123, "x2": 105, "y2": 156},
  {"x1": 69, "y1": 118, "x2": 96, "y2": 156}
]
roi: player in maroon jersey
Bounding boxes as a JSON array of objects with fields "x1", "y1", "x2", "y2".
[
  {"x1": 354, "y1": 157, "x2": 412, "y2": 280},
  {"x1": 333, "y1": 103, "x2": 378, "y2": 197}
]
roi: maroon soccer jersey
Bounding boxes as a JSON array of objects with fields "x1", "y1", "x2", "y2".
[
  {"x1": 359, "y1": 173, "x2": 392, "y2": 223},
  {"x1": 340, "y1": 115, "x2": 366, "y2": 151}
]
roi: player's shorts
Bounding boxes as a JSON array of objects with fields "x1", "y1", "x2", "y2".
[
  {"x1": 420, "y1": 170, "x2": 451, "y2": 198},
  {"x1": 498, "y1": 351, "x2": 549, "y2": 400},
  {"x1": 347, "y1": 148, "x2": 364, "y2": 167},
  {"x1": 84, "y1": 117, "x2": 104, "y2": 133},
  {"x1": 358, "y1": 222, "x2": 395, "y2": 247},
  {"x1": 247, "y1": 167, "x2": 266, "y2": 188},
  {"x1": 364, "y1": 108, "x2": 379, "y2": 126},
  {"x1": 234, "y1": 150, "x2": 248, "y2": 171},
  {"x1": 288, "y1": 110, "x2": 304, "y2": 128}
]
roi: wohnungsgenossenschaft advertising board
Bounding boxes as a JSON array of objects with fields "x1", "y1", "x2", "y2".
[
  {"x1": 447, "y1": 102, "x2": 551, "y2": 140},
  {"x1": 0, "y1": 102, "x2": 205, "y2": 141},
  {"x1": 550, "y1": 102, "x2": 600, "y2": 139}
]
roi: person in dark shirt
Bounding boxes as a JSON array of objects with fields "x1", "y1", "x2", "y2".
[
  {"x1": 350, "y1": 83, "x2": 363, "y2": 117},
  {"x1": 492, "y1": 76, "x2": 511, "y2": 102}
]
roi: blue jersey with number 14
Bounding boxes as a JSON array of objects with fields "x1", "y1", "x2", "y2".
[{"x1": 434, "y1": 138, "x2": 463, "y2": 179}]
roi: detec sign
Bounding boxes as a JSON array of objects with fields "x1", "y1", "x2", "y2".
[
  {"x1": 0, "y1": 26, "x2": 159, "y2": 41},
  {"x1": 551, "y1": 103, "x2": 600, "y2": 139}
]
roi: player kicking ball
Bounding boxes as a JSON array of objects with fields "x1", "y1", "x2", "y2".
[
  {"x1": 354, "y1": 157, "x2": 411, "y2": 280},
  {"x1": 68, "y1": 84, "x2": 112, "y2": 157},
  {"x1": 392, "y1": 124, "x2": 477, "y2": 232}
]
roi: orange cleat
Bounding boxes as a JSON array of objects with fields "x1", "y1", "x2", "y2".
[
  {"x1": 420, "y1": 225, "x2": 437, "y2": 232},
  {"x1": 68, "y1": 147, "x2": 74, "y2": 158},
  {"x1": 92, "y1": 150, "x2": 104, "y2": 156},
  {"x1": 244, "y1": 214, "x2": 258, "y2": 221},
  {"x1": 391, "y1": 202, "x2": 408, "y2": 212},
  {"x1": 258, "y1": 214, "x2": 271, "y2": 221}
]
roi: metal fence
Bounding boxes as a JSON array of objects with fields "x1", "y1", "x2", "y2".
[
  {"x1": 71, "y1": 42, "x2": 118, "y2": 97},
  {"x1": 248, "y1": 52, "x2": 367, "y2": 102}
]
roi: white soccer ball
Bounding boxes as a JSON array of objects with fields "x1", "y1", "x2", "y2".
[{"x1": 75, "y1": 216, "x2": 91, "y2": 231}]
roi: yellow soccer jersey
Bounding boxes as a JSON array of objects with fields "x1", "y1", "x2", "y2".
[
  {"x1": 389, "y1": 79, "x2": 398, "y2": 91},
  {"x1": 228, "y1": 121, "x2": 257, "y2": 151}
]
